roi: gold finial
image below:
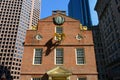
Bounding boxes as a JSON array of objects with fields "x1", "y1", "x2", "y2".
[
  {"x1": 79, "y1": 24, "x2": 88, "y2": 30},
  {"x1": 82, "y1": 26, "x2": 87, "y2": 30},
  {"x1": 31, "y1": 25, "x2": 37, "y2": 30},
  {"x1": 54, "y1": 33, "x2": 65, "y2": 41}
]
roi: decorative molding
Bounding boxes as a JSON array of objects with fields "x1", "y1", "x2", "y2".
[{"x1": 35, "y1": 34, "x2": 43, "y2": 40}]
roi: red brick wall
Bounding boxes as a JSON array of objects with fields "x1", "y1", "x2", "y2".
[
  {"x1": 21, "y1": 13, "x2": 98, "y2": 80},
  {"x1": 21, "y1": 46, "x2": 97, "y2": 73}
]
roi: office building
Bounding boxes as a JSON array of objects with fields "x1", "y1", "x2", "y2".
[
  {"x1": 0, "y1": 0, "x2": 41, "y2": 80},
  {"x1": 95, "y1": 0, "x2": 120, "y2": 80},
  {"x1": 30, "y1": 0, "x2": 41, "y2": 27},
  {"x1": 68, "y1": 0, "x2": 92, "y2": 27},
  {"x1": 21, "y1": 10, "x2": 98, "y2": 80},
  {"x1": 91, "y1": 26, "x2": 106, "y2": 80}
]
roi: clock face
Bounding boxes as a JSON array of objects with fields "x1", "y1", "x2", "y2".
[
  {"x1": 53, "y1": 16, "x2": 65, "y2": 25},
  {"x1": 35, "y1": 34, "x2": 42, "y2": 40}
]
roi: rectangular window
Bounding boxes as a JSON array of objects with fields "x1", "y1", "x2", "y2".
[
  {"x1": 78, "y1": 78, "x2": 86, "y2": 80},
  {"x1": 56, "y1": 48, "x2": 63, "y2": 64},
  {"x1": 76, "y1": 48, "x2": 85, "y2": 64},
  {"x1": 33, "y1": 49, "x2": 42, "y2": 64},
  {"x1": 32, "y1": 78, "x2": 41, "y2": 80},
  {"x1": 56, "y1": 26, "x2": 63, "y2": 34}
]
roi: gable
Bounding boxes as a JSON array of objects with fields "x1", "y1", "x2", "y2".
[{"x1": 40, "y1": 13, "x2": 80, "y2": 22}]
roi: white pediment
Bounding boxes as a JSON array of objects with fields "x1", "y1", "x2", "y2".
[{"x1": 47, "y1": 66, "x2": 72, "y2": 77}]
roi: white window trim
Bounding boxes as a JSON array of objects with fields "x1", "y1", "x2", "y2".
[
  {"x1": 54, "y1": 48, "x2": 63, "y2": 65},
  {"x1": 75, "y1": 48, "x2": 85, "y2": 65},
  {"x1": 55, "y1": 26, "x2": 57, "y2": 40},
  {"x1": 32, "y1": 48, "x2": 42, "y2": 65}
]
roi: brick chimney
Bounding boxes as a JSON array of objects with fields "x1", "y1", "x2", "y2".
[{"x1": 52, "y1": 10, "x2": 66, "y2": 15}]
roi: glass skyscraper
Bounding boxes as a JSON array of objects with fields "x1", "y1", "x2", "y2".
[
  {"x1": 0, "y1": 0, "x2": 41, "y2": 80},
  {"x1": 68, "y1": 0, "x2": 92, "y2": 27}
]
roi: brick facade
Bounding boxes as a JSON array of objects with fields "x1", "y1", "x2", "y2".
[{"x1": 21, "y1": 11, "x2": 98, "y2": 80}]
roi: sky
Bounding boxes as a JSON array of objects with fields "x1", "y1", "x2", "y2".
[{"x1": 41, "y1": 0, "x2": 98, "y2": 25}]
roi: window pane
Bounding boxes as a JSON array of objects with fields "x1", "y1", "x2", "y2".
[
  {"x1": 35, "y1": 52, "x2": 42, "y2": 57},
  {"x1": 56, "y1": 48, "x2": 63, "y2": 56},
  {"x1": 34, "y1": 58, "x2": 42, "y2": 64},
  {"x1": 56, "y1": 48, "x2": 63, "y2": 64},
  {"x1": 35, "y1": 57, "x2": 41, "y2": 61},
  {"x1": 77, "y1": 49, "x2": 84, "y2": 57},
  {"x1": 56, "y1": 58, "x2": 63, "y2": 64},
  {"x1": 56, "y1": 27, "x2": 63, "y2": 33},
  {"x1": 56, "y1": 57, "x2": 63, "y2": 61},
  {"x1": 33, "y1": 78, "x2": 41, "y2": 80},
  {"x1": 36, "y1": 49, "x2": 42, "y2": 52},
  {"x1": 35, "y1": 49, "x2": 42, "y2": 57},
  {"x1": 78, "y1": 78, "x2": 86, "y2": 80},
  {"x1": 77, "y1": 52, "x2": 84, "y2": 57},
  {"x1": 56, "y1": 52, "x2": 63, "y2": 56},
  {"x1": 77, "y1": 58, "x2": 84, "y2": 64},
  {"x1": 76, "y1": 48, "x2": 85, "y2": 64},
  {"x1": 34, "y1": 49, "x2": 42, "y2": 64}
]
